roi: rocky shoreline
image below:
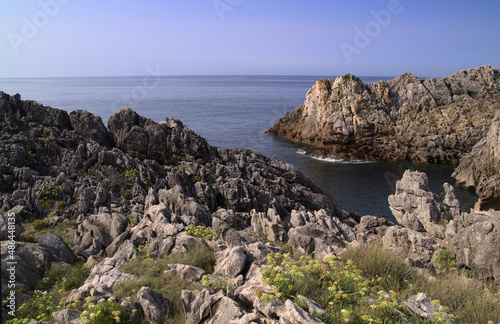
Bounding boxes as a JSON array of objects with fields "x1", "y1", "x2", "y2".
[
  {"x1": 268, "y1": 65, "x2": 500, "y2": 165},
  {"x1": 1, "y1": 88, "x2": 499, "y2": 323}
]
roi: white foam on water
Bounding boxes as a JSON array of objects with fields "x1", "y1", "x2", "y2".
[{"x1": 296, "y1": 150, "x2": 374, "y2": 164}]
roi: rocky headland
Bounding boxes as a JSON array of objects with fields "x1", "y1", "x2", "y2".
[
  {"x1": 1, "y1": 89, "x2": 499, "y2": 323},
  {"x1": 268, "y1": 65, "x2": 500, "y2": 165}
]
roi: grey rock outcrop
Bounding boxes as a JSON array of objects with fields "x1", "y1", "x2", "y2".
[
  {"x1": 268, "y1": 66, "x2": 500, "y2": 164},
  {"x1": 67, "y1": 240, "x2": 136, "y2": 302},
  {"x1": 383, "y1": 226, "x2": 439, "y2": 268},
  {"x1": 453, "y1": 110, "x2": 500, "y2": 210},
  {"x1": 0, "y1": 205, "x2": 26, "y2": 240},
  {"x1": 445, "y1": 209, "x2": 500, "y2": 282},
  {"x1": 1, "y1": 235, "x2": 77, "y2": 296},
  {"x1": 354, "y1": 215, "x2": 393, "y2": 244},
  {"x1": 181, "y1": 288, "x2": 225, "y2": 324},
  {"x1": 52, "y1": 309, "x2": 82, "y2": 324},
  {"x1": 386, "y1": 170, "x2": 500, "y2": 281},
  {"x1": 214, "y1": 246, "x2": 248, "y2": 278},
  {"x1": 136, "y1": 287, "x2": 173, "y2": 324},
  {"x1": 404, "y1": 293, "x2": 453, "y2": 322},
  {"x1": 388, "y1": 170, "x2": 448, "y2": 239},
  {"x1": 108, "y1": 107, "x2": 216, "y2": 164},
  {"x1": 69, "y1": 110, "x2": 113, "y2": 148}
]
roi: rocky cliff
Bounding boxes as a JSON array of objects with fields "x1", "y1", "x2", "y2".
[
  {"x1": 268, "y1": 65, "x2": 500, "y2": 164},
  {"x1": 452, "y1": 110, "x2": 500, "y2": 210}
]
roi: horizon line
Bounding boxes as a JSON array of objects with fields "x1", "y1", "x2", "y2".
[{"x1": 0, "y1": 73, "x2": 412, "y2": 80}]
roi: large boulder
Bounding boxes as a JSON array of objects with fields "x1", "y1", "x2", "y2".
[
  {"x1": 108, "y1": 107, "x2": 215, "y2": 164},
  {"x1": 214, "y1": 246, "x2": 248, "y2": 278},
  {"x1": 1, "y1": 235, "x2": 78, "y2": 296},
  {"x1": 69, "y1": 110, "x2": 114, "y2": 147},
  {"x1": 52, "y1": 309, "x2": 82, "y2": 324},
  {"x1": 181, "y1": 288, "x2": 224, "y2": 324},
  {"x1": 136, "y1": 287, "x2": 173, "y2": 324}
]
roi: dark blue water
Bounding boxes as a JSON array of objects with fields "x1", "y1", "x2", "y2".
[{"x1": 0, "y1": 76, "x2": 477, "y2": 221}]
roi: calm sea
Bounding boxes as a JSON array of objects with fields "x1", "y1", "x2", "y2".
[{"x1": 0, "y1": 76, "x2": 477, "y2": 222}]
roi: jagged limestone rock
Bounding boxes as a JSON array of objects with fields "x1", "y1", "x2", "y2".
[{"x1": 268, "y1": 66, "x2": 500, "y2": 164}]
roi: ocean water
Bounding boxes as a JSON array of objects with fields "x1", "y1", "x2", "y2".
[{"x1": 0, "y1": 76, "x2": 478, "y2": 222}]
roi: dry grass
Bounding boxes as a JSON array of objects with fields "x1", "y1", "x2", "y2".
[
  {"x1": 343, "y1": 244, "x2": 500, "y2": 323},
  {"x1": 114, "y1": 246, "x2": 215, "y2": 324}
]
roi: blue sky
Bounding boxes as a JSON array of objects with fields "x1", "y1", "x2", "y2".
[{"x1": 0, "y1": 0, "x2": 499, "y2": 78}]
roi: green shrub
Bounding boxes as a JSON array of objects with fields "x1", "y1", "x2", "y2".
[
  {"x1": 416, "y1": 273, "x2": 500, "y2": 323},
  {"x1": 125, "y1": 213, "x2": 137, "y2": 227},
  {"x1": 179, "y1": 165, "x2": 186, "y2": 172},
  {"x1": 185, "y1": 225, "x2": 217, "y2": 240},
  {"x1": 80, "y1": 297, "x2": 128, "y2": 324},
  {"x1": 41, "y1": 186, "x2": 59, "y2": 199},
  {"x1": 195, "y1": 158, "x2": 205, "y2": 166},
  {"x1": 202, "y1": 272, "x2": 229, "y2": 292},
  {"x1": 19, "y1": 209, "x2": 34, "y2": 221},
  {"x1": 40, "y1": 200, "x2": 54, "y2": 210},
  {"x1": 123, "y1": 168, "x2": 138, "y2": 180},
  {"x1": 32, "y1": 219, "x2": 49, "y2": 231},
  {"x1": 25, "y1": 151, "x2": 35, "y2": 165},
  {"x1": 342, "y1": 244, "x2": 500, "y2": 323},
  {"x1": 432, "y1": 249, "x2": 457, "y2": 271},
  {"x1": 35, "y1": 262, "x2": 90, "y2": 293},
  {"x1": 5, "y1": 289, "x2": 66, "y2": 323},
  {"x1": 39, "y1": 134, "x2": 51, "y2": 141},
  {"x1": 20, "y1": 233, "x2": 38, "y2": 243},
  {"x1": 142, "y1": 177, "x2": 152, "y2": 189},
  {"x1": 63, "y1": 263, "x2": 91, "y2": 291},
  {"x1": 123, "y1": 189, "x2": 133, "y2": 200},
  {"x1": 193, "y1": 175, "x2": 201, "y2": 182}
]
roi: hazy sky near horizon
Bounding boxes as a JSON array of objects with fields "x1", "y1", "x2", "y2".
[{"x1": 1, "y1": 0, "x2": 499, "y2": 78}]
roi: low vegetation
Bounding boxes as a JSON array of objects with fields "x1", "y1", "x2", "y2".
[
  {"x1": 185, "y1": 225, "x2": 217, "y2": 240},
  {"x1": 114, "y1": 246, "x2": 216, "y2": 324},
  {"x1": 260, "y1": 253, "x2": 428, "y2": 323},
  {"x1": 258, "y1": 244, "x2": 500, "y2": 323},
  {"x1": 344, "y1": 244, "x2": 500, "y2": 323},
  {"x1": 3, "y1": 262, "x2": 91, "y2": 323},
  {"x1": 21, "y1": 218, "x2": 77, "y2": 246},
  {"x1": 431, "y1": 249, "x2": 457, "y2": 271}
]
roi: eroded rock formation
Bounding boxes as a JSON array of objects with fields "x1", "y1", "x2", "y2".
[
  {"x1": 268, "y1": 66, "x2": 500, "y2": 164},
  {"x1": 453, "y1": 110, "x2": 500, "y2": 210}
]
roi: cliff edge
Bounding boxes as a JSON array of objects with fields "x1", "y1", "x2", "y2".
[{"x1": 268, "y1": 65, "x2": 500, "y2": 164}]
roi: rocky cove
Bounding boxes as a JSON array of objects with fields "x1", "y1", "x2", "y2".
[
  {"x1": 268, "y1": 65, "x2": 500, "y2": 211},
  {"x1": 0, "y1": 64, "x2": 499, "y2": 323}
]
